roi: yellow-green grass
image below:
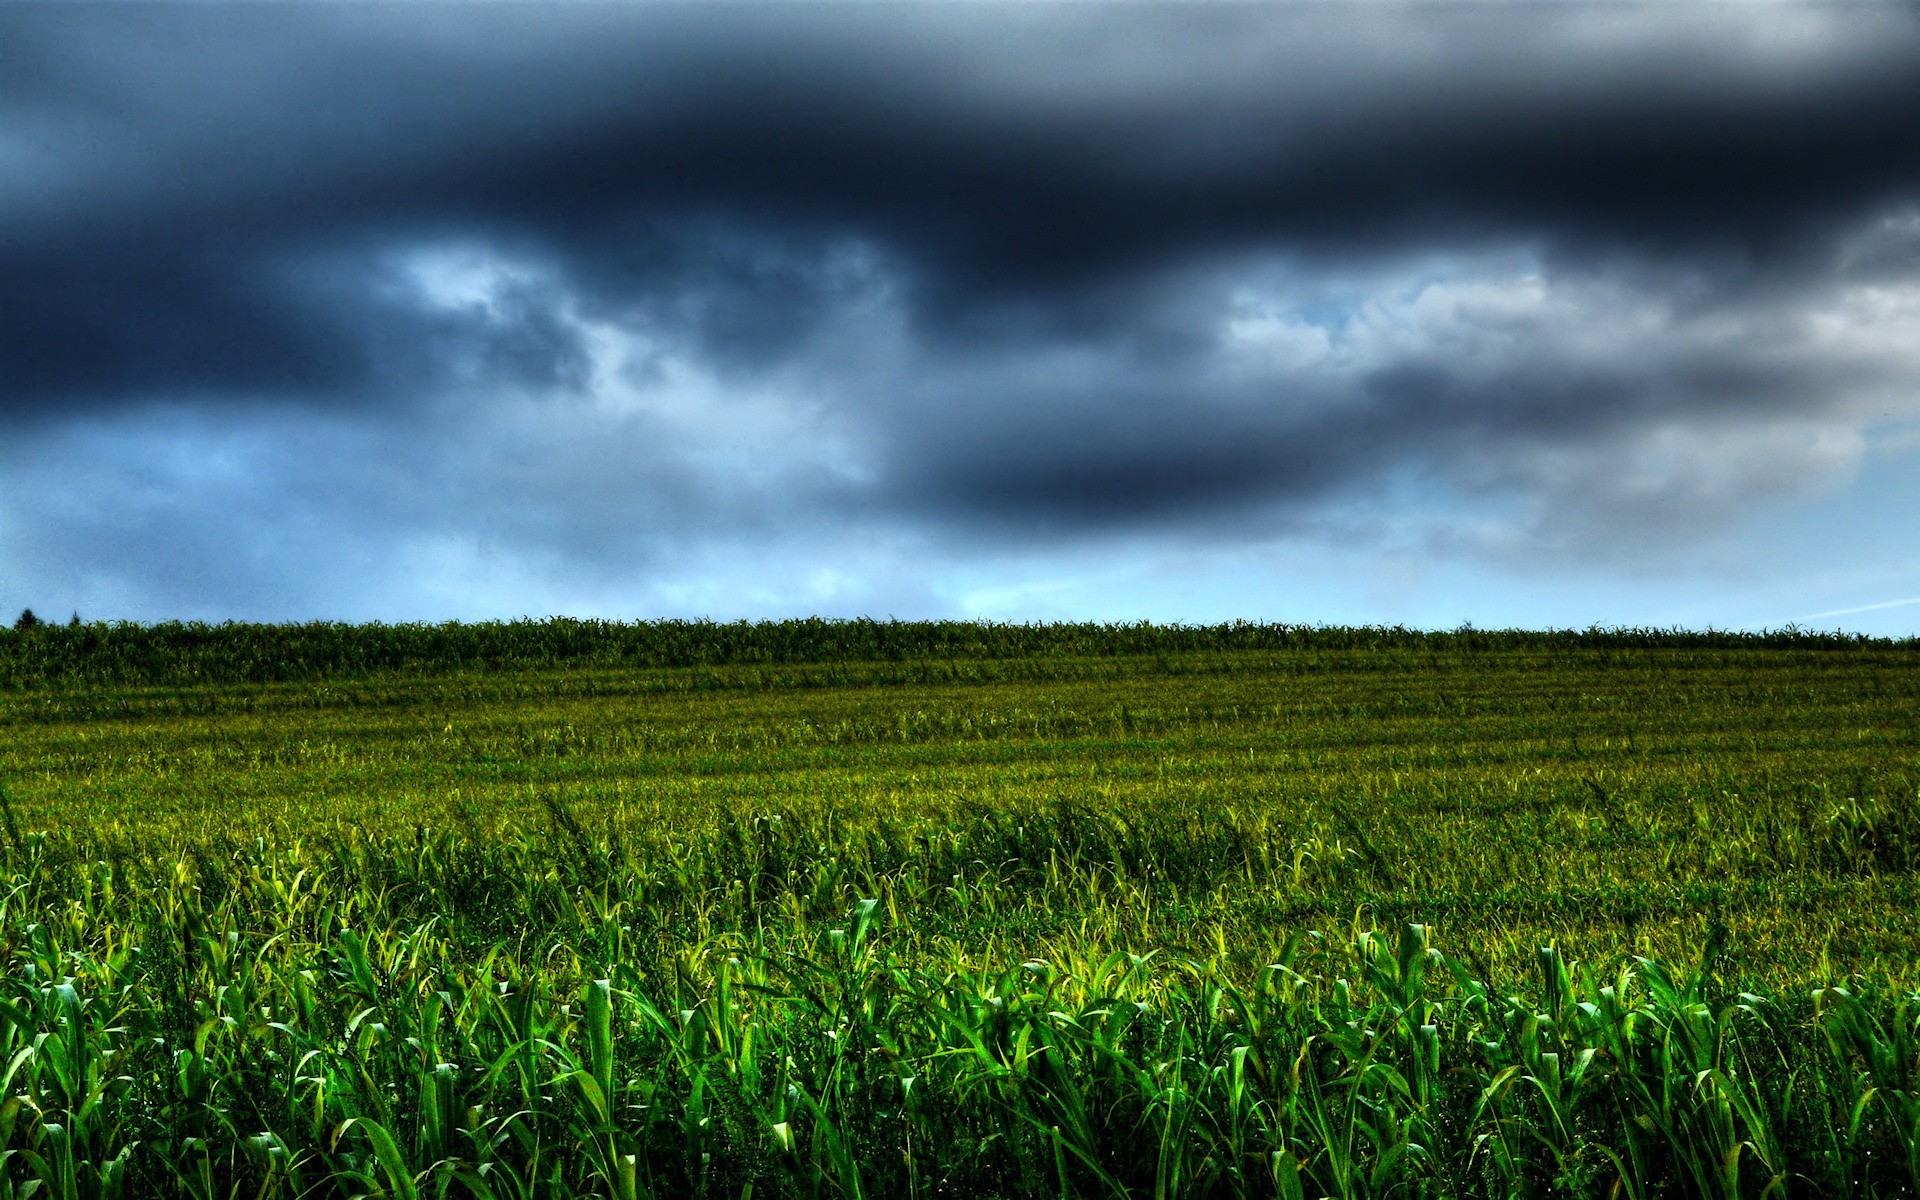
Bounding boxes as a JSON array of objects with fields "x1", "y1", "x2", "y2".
[{"x1": 8, "y1": 640, "x2": 1918, "y2": 990}]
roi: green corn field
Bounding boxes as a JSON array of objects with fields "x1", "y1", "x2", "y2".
[{"x1": 1, "y1": 619, "x2": 1918, "y2": 1198}]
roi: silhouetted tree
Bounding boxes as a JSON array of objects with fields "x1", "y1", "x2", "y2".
[{"x1": 12, "y1": 609, "x2": 39, "y2": 631}]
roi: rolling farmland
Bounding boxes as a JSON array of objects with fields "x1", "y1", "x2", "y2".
[{"x1": 1, "y1": 620, "x2": 1917, "y2": 1197}]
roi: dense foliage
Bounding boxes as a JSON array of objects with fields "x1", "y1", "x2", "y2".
[
  {"x1": 0, "y1": 616, "x2": 1906, "y2": 689},
  {"x1": 1, "y1": 625, "x2": 1917, "y2": 1196}
]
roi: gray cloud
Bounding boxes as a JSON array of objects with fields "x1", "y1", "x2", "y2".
[{"x1": 3, "y1": 4, "x2": 1920, "y2": 618}]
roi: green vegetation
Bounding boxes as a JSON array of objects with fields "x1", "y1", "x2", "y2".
[{"x1": 1, "y1": 619, "x2": 1917, "y2": 1197}]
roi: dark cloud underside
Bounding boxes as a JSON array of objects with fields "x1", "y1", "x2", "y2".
[
  {"x1": 4, "y1": 4, "x2": 1920, "y2": 619},
  {"x1": 9, "y1": 7, "x2": 1920, "y2": 401}
]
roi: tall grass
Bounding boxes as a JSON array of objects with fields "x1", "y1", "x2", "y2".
[
  {"x1": 1, "y1": 823, "x2": 1918, "y2": 1198},
  {"x1": 1, "y1": 617, "x2": 1909, "y2": 690}
]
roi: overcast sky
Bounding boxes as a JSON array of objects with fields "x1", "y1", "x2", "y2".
[{"x1": 5, "y1": 3, "x2": 1920, "y2": 631}]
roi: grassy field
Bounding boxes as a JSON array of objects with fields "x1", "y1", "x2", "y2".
[{"x1": 2, "y1": 621, "x2": 1918, "y2": 1197}]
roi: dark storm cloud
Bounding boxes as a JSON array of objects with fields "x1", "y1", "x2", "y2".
[
  {"x1": 888, "y1": 309, "x2": 1886, "y2": 537},
  {"x1": 4, "y1": 3, "x2": 1920, "y2": 562}
]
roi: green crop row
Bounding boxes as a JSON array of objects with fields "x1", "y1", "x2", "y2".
[
  {"x1": 1, "y1": 617, "x2": 1909, "y2": 690},
  {"x1": 2, "y1": 825, "x2": 1919, "y2": 1199}
]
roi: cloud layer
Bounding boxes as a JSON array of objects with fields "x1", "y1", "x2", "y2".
[{"x1": 4, "y1": 4, "x2": 1920, "y2": 624}]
